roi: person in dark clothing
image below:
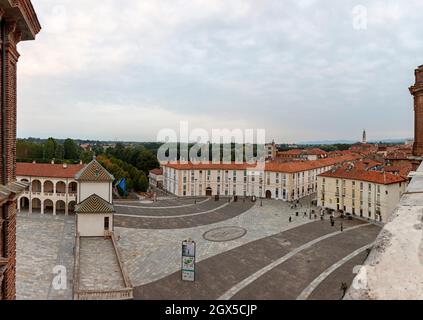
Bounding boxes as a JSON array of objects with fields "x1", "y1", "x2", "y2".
[
  {"x1": 341, "y1": 282, "x2": 348, "y2": 299},
  {"x1": 289, "y1": 216, "x2": 292, "y2": 223}
]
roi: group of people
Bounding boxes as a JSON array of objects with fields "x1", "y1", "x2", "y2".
[{"x1": 287, "y1": 200, "x2": 344, "y2": 232}]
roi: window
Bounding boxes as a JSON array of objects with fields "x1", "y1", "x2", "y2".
[{"x1": 104, "y1": 217, "x2": 110, "y2": 231}]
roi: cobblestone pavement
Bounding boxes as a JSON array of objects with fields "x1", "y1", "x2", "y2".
[
  {"x1": 115, "y1": 197, "x2": 317, "y2": 286},
  {"x1": 16, "y1": 213, "x2": 75, "y2": 300},
  {"x1": 134, "y1": 220, "x2": 380, "y2": 300},
  {"x1": 115, "y1": 199, "x2": 256, "y2": 229},
  {"x1": 78, "y1": 238, "x2": 125, "y2": 291},
  {"x1": 115, "y1": 197, "x2": 208, "y2": 208}
]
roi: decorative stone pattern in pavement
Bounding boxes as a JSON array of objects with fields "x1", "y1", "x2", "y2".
[
  {"x1": 78, "y1": 238, "x2": 125, "y2": 291},
  {"x1": 115, "y1": 197, "x2": 316, "y2": 287},
  {"x1": 16, "y1": 213, "x2": 75, "y2": 300},
  {"x1": 203, "y1": 227, "x2": 247, "y2": 242}
]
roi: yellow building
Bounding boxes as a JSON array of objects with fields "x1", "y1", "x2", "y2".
[{"x1": 317, "y1": 167, "x2": 408, "y2": 223}]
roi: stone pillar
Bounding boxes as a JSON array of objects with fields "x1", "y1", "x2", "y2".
[
  {"x1": 410, "y1": 65, "x2": 423, "y2": 156},
  {"x1": 40, "y1": 200, "x2": 44, "y2": 214}
]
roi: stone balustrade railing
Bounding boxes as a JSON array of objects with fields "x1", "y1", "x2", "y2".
[
  {"x1": 73, "y1": 232, "x2": 134, "y2": 300},
  {"x1": 74, "y1": 288, "x2": 133, "y2": 300}
]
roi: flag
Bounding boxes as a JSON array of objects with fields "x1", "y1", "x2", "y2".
[{"x1": 116, "y1": 178, "x2": 127, "y2": 195}]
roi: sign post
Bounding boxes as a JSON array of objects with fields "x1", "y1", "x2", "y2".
[{"x1": 181, "y1": 239, "x2": 196, "y2": 282}]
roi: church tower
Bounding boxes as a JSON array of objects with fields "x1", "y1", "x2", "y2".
[
  {"x1": 362, "y1": 130, "x2": 367, "y2": 144},
  {"x1": 410, "y1": 65, "x2": 423, "y2": 156}
]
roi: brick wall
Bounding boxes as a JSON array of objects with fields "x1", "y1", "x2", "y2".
[
  {"x1": 0, "y1": 1, "x2": 40, "y2": 301},
  {"x1": 0, "y1": 20, "x2": 21, "y2": 301}
]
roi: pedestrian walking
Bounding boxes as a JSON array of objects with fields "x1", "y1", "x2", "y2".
[
  {"x1": 341, "y1": 222, "x2": 344, "y2": 232},
  {"x1": 289, "y1": 216, "x2": 292, "y2": 223},
  {"x1": 341, "y1": 282, "x2": 348, "y2": 299}
]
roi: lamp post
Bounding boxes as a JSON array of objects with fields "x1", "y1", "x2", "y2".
[{"x1": 194, "y1": 178, "x2": 197, "y2": 203}]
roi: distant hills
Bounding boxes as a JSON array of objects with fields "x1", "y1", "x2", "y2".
[{"x1": 297, "y1": 138, "x2": 412, "y2": 145}]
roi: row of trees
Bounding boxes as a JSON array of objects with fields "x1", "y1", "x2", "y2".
[
  {"x1": 97, "y1": 155, "x2": 149, "y2": 192},
  {"x1": 105, "y1": 143, "x2": 159, "y2": 175},
  {"x1": 17, "y1": 138, "x2": 86, "y2": 163},
  {"x1": 17, "y1": 138, "x2": 160, "y2": 194}
]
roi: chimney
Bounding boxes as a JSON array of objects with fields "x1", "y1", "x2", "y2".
[
  {"x1": 63, "y1": 163, "x2": 68, "y2": 169},
  {"x1": 51, "y1": 159, "x2": 55, "y2": 164},
  {"x1": 32, "y1": 160, "x2": 36, "y2": 164}
]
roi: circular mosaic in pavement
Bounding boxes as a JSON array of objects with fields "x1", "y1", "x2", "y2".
[{"x1": 203, "y1": 226, "x2": 247, "y2": 242}]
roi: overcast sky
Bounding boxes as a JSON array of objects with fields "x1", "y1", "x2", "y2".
[{"x1": 16, "y1": 0, "x2": 422, "y2": 143}]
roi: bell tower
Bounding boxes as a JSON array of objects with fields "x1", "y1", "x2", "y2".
[{"x1": 410, "y1": 65, "x2": 423, "y2": 156}]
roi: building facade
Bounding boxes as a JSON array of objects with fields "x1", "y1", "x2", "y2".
[
  {"x1": 317, "y1": 167, "x2": 408, "y2": 223},
  {"x1": 162, "y1": 155, "x2": 359, "y2": 201},
  {"x1": 149, "y1": 168, "x2": 163, "y2": 188},
  {"x1": 0, "y1": 0, "x2": 40, "y2": 300},
  {"x1": 75, "y1": 159, "x2": 115, "y2": 237},
  {"x1": 16, "y1": 162, "x2": 84, "y2": 215}
]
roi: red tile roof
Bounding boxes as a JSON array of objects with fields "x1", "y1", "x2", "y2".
[
  {"x1": 149, "y1": 168, "x2": 163, "y2": 175},
  {"x1": 162, "y1": 155, "x2": 360, "y2": 173},
  {"x1": 16, "y1": 162, "x2": 85, "y2": 178},
  {"x1": 304, "y1": 148, "x2": 327, "y2": 155},
  {"x1": 162, "y1": 162, "x2": 256, "y2": 171},
  {"x1": 319, "y1": 167, "x2": 407, "y2": 185},
  {"x1": 264, "y1": 155, "x2": 359, "y2": 173}
]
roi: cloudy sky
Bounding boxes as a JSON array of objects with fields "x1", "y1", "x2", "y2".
[{"x1": 16, "y1": 0, "x2": 423, "y2": 143}]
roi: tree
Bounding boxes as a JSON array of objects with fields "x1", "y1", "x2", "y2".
[
  {"x1": 55, "y1": 144, "x2": 64, "y2": 159},
  {"x1": 136, "y1": 147, "x2": 159, "y2": 173},
  {"x1": 81, "y1": 150, "x2": 94, "y2": 163},
  {"x1": 44, "y1": 137, "x2": 57, "y2": 160},
  {"x1": 64, "y1": 138, "x2": 81, "y2": 160}
]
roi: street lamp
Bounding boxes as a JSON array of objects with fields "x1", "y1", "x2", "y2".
[{"x1": 194, "y1": 178, "x2": 197, "y2": 203}]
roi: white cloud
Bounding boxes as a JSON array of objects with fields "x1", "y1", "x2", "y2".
[{"x1": 16, "y1": 0, "x2": 422, "y2": 142}]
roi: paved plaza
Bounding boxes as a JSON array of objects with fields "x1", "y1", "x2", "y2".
[
  {"x1": 16, "y1": 213, "x2": 75, "y2": 300},
  {"x1": 78, "y1": 238, "x2": 126, "y2": 291},
  {"x1": 114, "y1": 195, "x2": 381, "y2": 300},
  {"x1": 15, "y1": 195, "x2": 381, "y2": 300}
]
